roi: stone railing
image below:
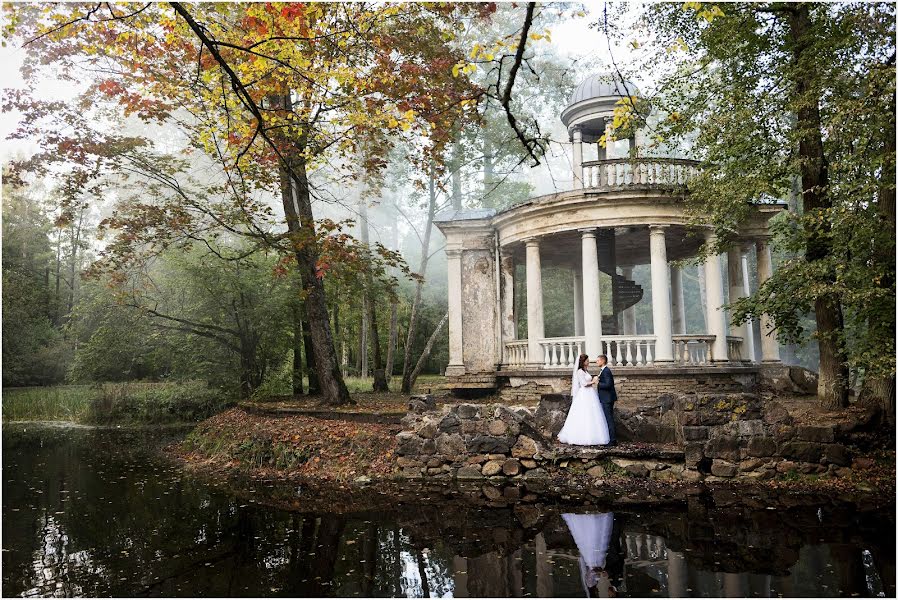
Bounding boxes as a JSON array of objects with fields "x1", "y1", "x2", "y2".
[
  {"x1": 727, "y1": 336, "x2": 744, "y2": 362},
  {"x1": 601, "y1": 335, "x2": 657, "y2": 367},
  {"x1": 504, "y1": 340, "x2": 529, "y2": 368},
  {"x1": 672, "y1": 335, "x2": 715, "y2": 366},
  {"x1": 505, "y1": 333, "x2": 750, "y2": 369},
  {"x1": 540, "y1": 337, "x2": 584, "y2": 368},
  {"x1": 581, "y1": 158, "x2": 700, "y2": 190}
]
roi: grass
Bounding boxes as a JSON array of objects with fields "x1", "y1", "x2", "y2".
[
  {"x1": 1, "y1": 385, "x2": 96, "y2": 422},
  {"x1": 2, "y1": 381, "x2": 235, "y2": 424}
]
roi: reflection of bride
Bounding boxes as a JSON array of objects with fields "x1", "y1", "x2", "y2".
[
  {"x1": 557, "y1": 354, "x2": 610, "y2": 445},
  {"x1": 562, "y1": 512, "x2": 616, "y2": 598}
]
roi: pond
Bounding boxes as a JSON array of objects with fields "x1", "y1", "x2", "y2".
[{"x1": 2, "y1": 424, "x2": 895, "y2": 598}]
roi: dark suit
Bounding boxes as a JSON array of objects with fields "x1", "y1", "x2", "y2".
[{"x1": 597, "y1": 366, "x2": 617, "y2": 443}]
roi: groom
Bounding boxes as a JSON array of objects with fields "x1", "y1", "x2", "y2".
[{"x1": 595, "y1": 355, "x2": 617, "y2": 446}]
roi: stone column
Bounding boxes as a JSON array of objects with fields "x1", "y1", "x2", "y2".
[
  {"x1": 649, "y1": 225, "x2": 674, "y2": 362},
  {"x1": 500, "y1": 253, "x2": 516, "y2": 354},
  {"x1": 703, "y1": 232, "x2": 729, "y2": 362},
  {"x1": 667, "y1": 550, "x2": 688, "y2": 598},
  {"x1": 535, "y1": 533, "x2": 552, "y2": 598},
  {"x1": 726, "y1": 249, "x2": 751, "y2": 361},
  {"x1": 446, "y1": 248, "x2": 465, "y2": 375},
  {"x1": 620, "y1": 266, "x2": 637, "y2": 335},
  {"x1": 580, "y1": 229, "x2": 603, "y2": 355},
  {"x1": 670, "y1": 264, "x2": 686, "y2": 334},
  {"x1": 602, "y1": 120, "x2": 614, "y2": 160},
  {"x1": 525, "y1": 238, "x2": 545, "y2": 366},
  {"x1": 573, "y1": 267, "x2": 584, "y2": 336},
  {"x1": 572, "y1": 127, "x2": 583, "y2": 189},
  {"x1": 740, "y1": 246, "x2": 757, "y2": 363},
  {"x1": 755, "y1": 238, "x2": 782, "y2": 363}
]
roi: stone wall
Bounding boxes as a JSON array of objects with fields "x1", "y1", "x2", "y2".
[
  {"x1": 679, "y1": 392, "x2": 852, "y2": 481},
  {"x1": 496, "y1": 367, "x2": 759, "y2": 405},
  {"x1": 396, "y1": 391, "x2": 854, "y2": 484}
]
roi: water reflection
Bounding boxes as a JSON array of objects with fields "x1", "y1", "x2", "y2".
[
  {"x1": 562, "y1": 512, "x2": 619, "y2": 597},
  {"x1": 2, "y1": 425, "x2": 894, "y2": 598}
]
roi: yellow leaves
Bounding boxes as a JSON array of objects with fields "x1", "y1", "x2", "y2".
[
  {"x1": 452, "y1": 61, "x2": 477, "y2": 77},
  {"x1": 629, "y1": 39, "x2": 641, "y2": 50},
  {"x1": 667, "y1": 37, "x2": 689, "y2": 53},
  {"x1": 682, "y1": 2, "x2": 725, "y2": 23}
]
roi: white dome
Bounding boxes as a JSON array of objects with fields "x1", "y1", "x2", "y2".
[{"x1": 570, "y1": 73, "x2": 640, "y2": 105}]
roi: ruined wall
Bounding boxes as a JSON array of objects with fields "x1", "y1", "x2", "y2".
[
  {"x1": 396, "y1": 389, "x2": 856, "y2": 484},
  {"x1": 461, "y1": 247, "x2": 498, "y2": 374}
]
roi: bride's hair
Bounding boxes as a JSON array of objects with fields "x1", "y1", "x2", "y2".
[{"x1": 577, "y1": 353, "x2": 589, "y2": 371}]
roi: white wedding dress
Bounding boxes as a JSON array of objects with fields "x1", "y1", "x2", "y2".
[{"x1": 557, "y1": 368, "x2": 610, "y2": 445}]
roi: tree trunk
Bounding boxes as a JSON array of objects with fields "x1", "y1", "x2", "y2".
[
  {"x1": 861, "y1": 80, "x2": 896, "y2": 425},
  {"x1": 291, "y1": 297, "x2": 304, "y2": 395},
  {"x1": 401, "y1": 163, "x2": 437, "y2": 394},
  {"x1": 277, "y1": 130, "x2": 349, "y2": 405},
  {"x1": 386, "y1": 300, "x2": 398, "y2": 382},
  {"x1": 407, "y1": 311, "x2": 448, "y2": 394},
  {"x1": 788, "y1": 4, "x2": 848, "y2": 410},
  {"x1": 385, "y1": 219, "x2": 400, "y2": 383}
]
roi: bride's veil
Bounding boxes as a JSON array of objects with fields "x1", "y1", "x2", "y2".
[{"x1": 571, "y1": 355, "x2": 582, "y2": 397}]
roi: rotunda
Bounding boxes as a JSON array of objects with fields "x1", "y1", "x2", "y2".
[{"x1": 435, "y1": 73, "x2": 786, "y2": 397}]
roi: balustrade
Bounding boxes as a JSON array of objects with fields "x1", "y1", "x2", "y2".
[
  {"x1": 581, "y1": 158, "x2": 700, "y2": 190},
  {"x1": 504, "y1": 341, "x2": 529, "y2": 368},
  {"x1": 672, "y1": 335, "x2": 715, "y2": 366},
  {"x1": 601, "y1": 335, "x2": 657, "y2": 367},
  {"x1": 504, "y1": 334, "x2": 745, "y2": 369}
]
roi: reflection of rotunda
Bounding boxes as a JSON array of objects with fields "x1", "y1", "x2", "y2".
[{"x1": 435, "y1": 73, "x2": 785, "y2": 396}]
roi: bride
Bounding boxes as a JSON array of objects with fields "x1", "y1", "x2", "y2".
[{"x1": 557, "y1": 354, "x2": 611, "y2": 446}]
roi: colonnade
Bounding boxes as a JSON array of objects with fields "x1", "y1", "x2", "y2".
[{"x1": 490, "y1": 226, "x2": 781, "y2": 368}]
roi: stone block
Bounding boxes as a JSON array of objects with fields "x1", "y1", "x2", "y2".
[
  {"x1": 682, "y1": 426, "x2": 710, "y2": 441},
  {"x1": 503, "y1": 486, "x2": 522, "y2": 500},
  {"x1": 739, "y1": 458, "x2": 764, "y2": 472},
  {"x1": 520, "y1": 459, "x2": 537, "y2": 469},
  {"x1": 684, "y1": 442, "x2": 705, "y2": 466},
  {"x1": 482, "y1": 460, "x2": 503, "y2": 477},
  {"x1": 466, "y1": 454, "x2": 488, "y2": 465},
  {"x1": 421, "y1": 438, "x2": 436, "y2": 455},
  {"x1": 396, "y1": 432, "x2": 423, "y2": 456},
  {"x1": 734, "y1": 420, "x2": 766, "y2": 438},
  {"x1": 455, "y1": 403, "x2": 481, "y2": 419},
  {"x1": 705, "y1": 434, "x2": 741, "y2": 461},
  {"x1": 762, "y1": 401, "x2": 794, "y2": 426},
  {"x1": 587, "y1": 465, "x2": 606, "y2": 477},
  {"x1": 822, "y1": 444, "x2": 850, "y2": 466},
  {"x1": 435, "y1": 433, "x2": 465, "y2": 457},
  {"x1": 488, "y1": 419, "x2": 508, "y2": 436},
  {"x1": 467, "y1": 435, "x2": 512, "y2": 455},
  {"x1": 456, "y1": 465, "x2": 483, "y2": 480},
  {"x1": 401, "y1": 466, "x2": 423, "y2": 479},
  {"x1": 482, "y1": 484, "x2": 502, "y2": 500},
  {"x1": 522, "y1": 468, "x2": 548, "y2": 480},
  {"x1": 511, "y1": 435, "x2": 539, "y2": 458},
  {"x1": 745, "y1": 436, "x2": 777, "y2": 458},
  {"x1": 502, "y1": 459, "x2": 522, "y2": 476},
  {"x1": 796, "y1": 426, "x2": 835, "y2": 443},
  {"x1": 711, "y1": 460, "x2": 738, "y2": 478},
  {"x1": 776, "y1": 460, "x2": 798, "y2": 474},
  {"x1": 438, "y1": 413, "x2": 461, "y2": 434},
  {"x1": 779, "y1": 441, "x2": 825, "y2": 464},
  {"x1": 461, "y1": 419, "x2": 484, "y2": 435},
  {"x1": 611, "y1": 458, "x2": 650, "y2": 478},
  {"x1": 408, "y1": 394, "x2": 436, "y2": 413},
  {"x1": 397, "y1": 456, "x2": 422, "y2": 468}
]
